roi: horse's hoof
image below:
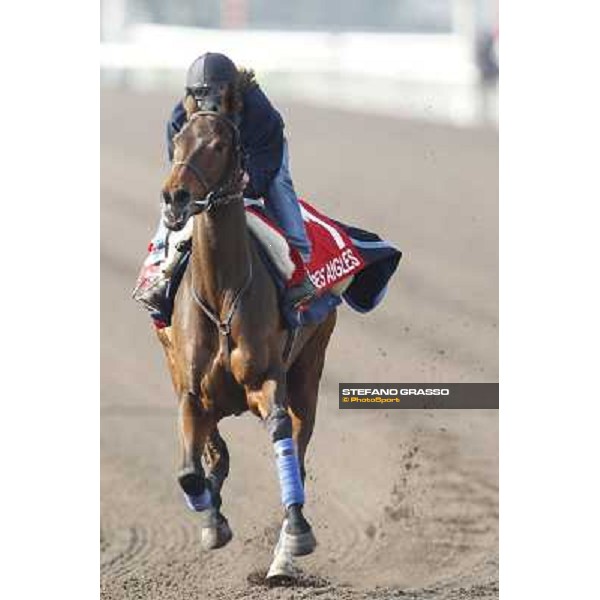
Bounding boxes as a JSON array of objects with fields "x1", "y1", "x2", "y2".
[
  {"x1": 266, "y1": 551, "x2": 297, "y2": 581},
  {"x1": 200, "y1": 512, "x2": 233, "y2": 551},
  {"x1": 280, "y1": 527, "x2": 317, "y2": 556},
  {"x1": 281, "y1": 504, "x2": 317, "y2": 556}
]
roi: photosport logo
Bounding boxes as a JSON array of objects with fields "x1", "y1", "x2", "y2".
[{"x1": 338, "y1": 384, "x2": 499, "y2": 409}]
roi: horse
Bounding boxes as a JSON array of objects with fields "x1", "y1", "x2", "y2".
[{"x1": 155, "y1": 110, "x2": 337, "y2": 578}]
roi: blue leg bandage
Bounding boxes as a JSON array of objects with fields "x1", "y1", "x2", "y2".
[
  {"x1": 184, "y1": 488, "x2": 212, "y2": 512},
  {"x1": 274, "y1": 438, "x2": 305, "y2": 507}
]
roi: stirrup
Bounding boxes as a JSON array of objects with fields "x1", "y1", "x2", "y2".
[
  {"x1": 132, "y1": 263, "x2": 169, "y2": 314},
  {"x1": 286, "y1": 275, "x2": 317, "y2": 310}
]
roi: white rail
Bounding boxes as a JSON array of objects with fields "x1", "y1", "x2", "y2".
[{"x1": 100, "y1": 25, "x2": 478, "y2": 85}]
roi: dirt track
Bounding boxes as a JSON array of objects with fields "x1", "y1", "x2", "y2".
[{"x1": 101, "y1": 88, "x2": 498, "y2": 599}]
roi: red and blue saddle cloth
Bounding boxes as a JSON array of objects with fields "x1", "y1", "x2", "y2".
[{"x1": 152, "y1": 199, "x2": 401, "y2": 330}]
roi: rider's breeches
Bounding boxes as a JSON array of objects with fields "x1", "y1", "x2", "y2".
[
  {"x1": 147, "y1": 219, "x2": 169, "y2": 264},
  {"x1": 263, "y1": 138, "x2": 312, "y2": 263}
]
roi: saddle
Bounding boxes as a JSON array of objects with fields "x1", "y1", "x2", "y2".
[{"x1": 153, "y1": 198, "x2": 401, "y2": 330}]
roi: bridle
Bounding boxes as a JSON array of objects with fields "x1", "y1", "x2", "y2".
[
  {"x1": 171, "y1": 111, "x2": 243, "y2": 216},
  {"x1": 171, "y1": 110, "x2": 251, "y2": 369}
]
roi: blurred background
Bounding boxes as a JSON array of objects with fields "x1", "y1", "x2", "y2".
[
  {"x1": 101, "y1": 0, "x2": 498, "y2": 126},
  {"x1": 101, "y1": 2, "x2": 498, "y2": 598}
]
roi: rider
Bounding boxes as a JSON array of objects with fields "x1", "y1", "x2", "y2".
[{"x1": 133, "y1": 52, "x2": 316, "y2": 315}]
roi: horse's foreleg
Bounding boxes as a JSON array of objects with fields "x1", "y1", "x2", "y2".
[
  {"x1": 267, "y1": 314, "x2": 336, "y2": 579},
  {"x1": 288, "y1": 394, "x2": 316, "y2": 487},
  {"x1": 177, "y1": 393, "x2": 232, "y2": 550},
  {"x1": 203, "y1": 426, "x2": 230, "y2": 511},
  {"x1": 177, "y1": 391, "x2": 213, "y2": 501},
  {"x1": 287, "y1": 315, "x2": 334, "y2": 486},
  {"x1": 246, "y1": 375, "x2": 316, "y2": 558},
  {"x1": 265, "y1": 400, "x2": 318, "y2": 581}
]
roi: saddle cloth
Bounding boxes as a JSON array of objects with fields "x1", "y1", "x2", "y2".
[
  {"x1": 154, "y1": 199, "x2": 401, "y2": 329},
  {"x1": 245, "y1": 198, "x2": 366, "y2": 294}
]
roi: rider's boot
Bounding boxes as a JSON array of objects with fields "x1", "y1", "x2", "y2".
[
  {"x1": 284, "y1": 250, "x2": 317, "y2": 310},
  {"x1": 132, "y1": 220, "x2": 192, "y2": 317},
  {"x1": 132, "y1": 218, "x2": 170, "y2": 315},
  {"x1": 132, "y1": 260, "x2": 170, "y2": 315},
  {"x1": 286, "y1": 273, "x2": 317, "y2": 310}
]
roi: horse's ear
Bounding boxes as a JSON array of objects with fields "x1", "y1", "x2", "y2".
[{"x1": 183, "y1": 94, "x2": 198, "y2": 119}]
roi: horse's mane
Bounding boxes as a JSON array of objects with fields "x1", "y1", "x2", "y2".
[{"x1": 232, "y1": 67, "x2": 258, "y2": 112}]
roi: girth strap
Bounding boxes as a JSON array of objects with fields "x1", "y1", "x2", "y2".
[
  {"x1": 190, "y1": 261, "x2": 253, "y2": 370},
  {"x1": 282, "y1": 327, "x2": 299, "y2": 365}
]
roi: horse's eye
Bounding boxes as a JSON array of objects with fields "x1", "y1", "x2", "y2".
[{"x1": 214, "y1": 143, "x2": 224, "y2": 153}]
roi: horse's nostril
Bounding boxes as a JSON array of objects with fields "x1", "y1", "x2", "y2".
[{"x1": 173, "y1": 188, "x2": 190, "y2": 205}]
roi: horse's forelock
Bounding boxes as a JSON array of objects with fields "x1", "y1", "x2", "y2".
[{"x1": 172, "y1": 112, "x2": 218, "y2": 151}]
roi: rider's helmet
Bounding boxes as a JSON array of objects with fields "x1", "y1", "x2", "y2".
[{"x1": 185, "y1": 52, "x2": 239, "y2": 113}]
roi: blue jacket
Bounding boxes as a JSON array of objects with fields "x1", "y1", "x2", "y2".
[{"x1": 166, "y1": 85, "x2": 285, "y2": 199}]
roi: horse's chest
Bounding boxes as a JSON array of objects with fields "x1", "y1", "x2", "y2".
[
  {"x1": 230, "y1": 341, "x2": 271, "y2": 380},
  {"x1": 199, "y1": 353, "x2": 248, "y2": 416}
]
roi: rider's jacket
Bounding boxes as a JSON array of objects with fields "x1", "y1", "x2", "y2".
[{"x1": 166, "y1": 85, "x2": 285, "y2": 199}]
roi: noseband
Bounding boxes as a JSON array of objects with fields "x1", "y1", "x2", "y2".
[{"x1": 171, "y1": 111, "x2": 242, "y2": 214}]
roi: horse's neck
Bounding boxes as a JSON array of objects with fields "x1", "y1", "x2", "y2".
[{"x1": 191, "y1": 201, "x2": 251, "y2": 309}]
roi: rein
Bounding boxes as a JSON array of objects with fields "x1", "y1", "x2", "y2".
[{"x1": 177, "y1": 111, "x2": 252, "y2": 370}]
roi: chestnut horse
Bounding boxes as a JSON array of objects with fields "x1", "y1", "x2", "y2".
[{"x1": 155, "y1": 111, "x2": 337, "y2": 577}]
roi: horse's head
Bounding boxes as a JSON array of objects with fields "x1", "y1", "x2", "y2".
[{"x1": 162, "y1": 111, "x2": 241, "y2": 231}]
